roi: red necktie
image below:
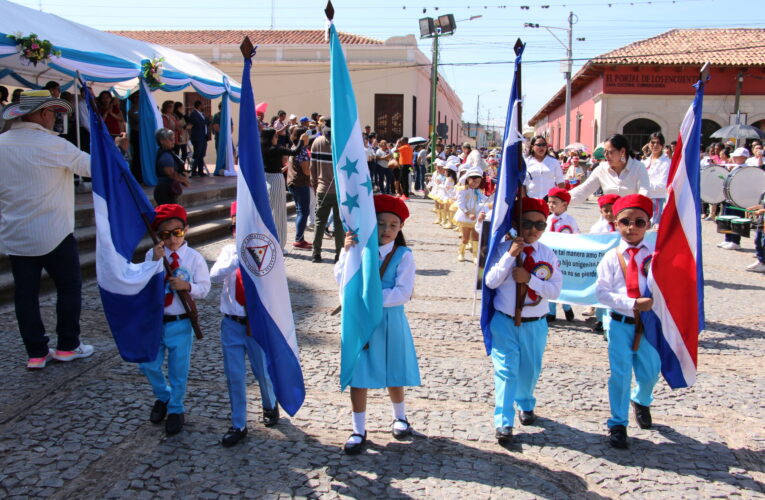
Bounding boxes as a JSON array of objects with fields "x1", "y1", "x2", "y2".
[
  {"x1": 235, "y1": 268, "x2": 246, "y2": 306},
  {"x1": 164, "y1": 251, "x2": 179, "y2": 307},
  {"x1": 625, "y1": 247, "x2": 640, "y2": 299},
  {"x1": 609, "y1": 222, "x2": 615, "y2": 232},
  {"x1": 551, "y1": 217, "x2": 560, "y2": 232},
  {"x1": 522, "y1": 246, "x2": 538, "y2": 301}
]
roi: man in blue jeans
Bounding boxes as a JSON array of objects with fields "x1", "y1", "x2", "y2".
[{"x1": 0, "y1": 90, "x2": 95, "y2": 369}]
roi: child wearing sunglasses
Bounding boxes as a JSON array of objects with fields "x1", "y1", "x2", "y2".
[
  {"x1": 585, "y1": 194, "x2": 621, "y2": 330},
  {"x1": 545, "y1": 187, "x2": 579, "y2": 323},
  {"x1": 210, "y1": 202, "x2": 279, "y2": 448},
  {"x1": 484, "y1": 197, "x2": 562, "y2": 445},
  {"x1": 595, "y1": 194, "x2": 660, "y2": 449},
  {"x1": 140, "y1": 204, "x2": 210, "y2": 436}
]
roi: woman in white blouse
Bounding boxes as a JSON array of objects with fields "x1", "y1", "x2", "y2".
[
  {"x1": 524, "y1": 136, "x2": 565, "y2": 199},
  {"x1": 569, "y1": 133, "x2": 650, "y2": 205},
  {"x1": 642, "y1": 132, "x2": 672, "y2": 223}
]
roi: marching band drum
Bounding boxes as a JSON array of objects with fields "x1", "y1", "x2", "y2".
[{"x1": 703, "y1": 165, "x2": 765, "y2": 238}]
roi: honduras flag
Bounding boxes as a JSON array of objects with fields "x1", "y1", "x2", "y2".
[
  {"x1": 641, "y1": 76, "x2": 707, "y2": 389},
  {"x1": 236, "y1": 47, "x2": 305, "y2": 416},
  {"x1": 480, "y1": 42, "x2": 527, "y2": 355},
  {"x1": 86, "y1": 83, "x2": 165, "y2": 363},
  {"x1": 328, "y1": 19, "x2": 384, "y2": 390}
]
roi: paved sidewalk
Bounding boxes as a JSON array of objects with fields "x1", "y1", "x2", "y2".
[{"x1": 0, "y1": 197, "x2": 762, "y2": 499}]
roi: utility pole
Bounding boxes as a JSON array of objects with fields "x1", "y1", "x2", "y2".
[
  {"x1": 564, "y1": 11, "x2": 573, "y2": 146},
  {"x1": 429, "y1": 31, "x2": 439, "y2": 164},
  {"x1": 270, "y1": 0, "x2": 276, "y2": 29},
  {"x1": 733, "y1": 70, "x2": 744, "y2": 121}
]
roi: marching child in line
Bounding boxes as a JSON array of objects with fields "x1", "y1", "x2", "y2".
[
  {"x1": 427, "y1": 158, "x2": 446, "y2": 224},
  {"x1": 545, "y1": 187, "x2": 579, "y2": 323},
  {"x1": 595, "y1": 194, "x2": 661, "y2": 449},
  {"x1": 141, "y1": 204, "x2": 210, "y2": 436},
  {"x1": 439, "y1": 160, "x2": 459, "y2": 230},
  {"x1": 455, "y1": 167, "x2": 489, "y2": 263},
  {"x1": 209, "y1": 202, "x2": 279, "y2": 448},
  {"x1": 484, "y1": 198, "x2": 562, "y2": 445},
  {"x1": 585, "y1": 194, "x2": 621, "y2": 332},
  {"x1": 336, "y1": 194, "x2": 420, "y2": 455}
]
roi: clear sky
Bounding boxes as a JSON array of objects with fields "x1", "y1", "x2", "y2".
[{"x1": 12, "y1": 0, "x2": 765, "y2": 132}]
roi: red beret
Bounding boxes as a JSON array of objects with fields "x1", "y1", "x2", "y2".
[
  {"x1": 598, "y1": 194, "x2": 621, "y2": 208},
  {"x1": 547, "y1": 187, "x2": 570, "y2": 204},
  {"x1": 152, "y1": 204, "x2": 187, "y2": 230},
  {"x1": 612, "y1": 193, "x2": 653, "y2": 219},
  {"x1": 514, "y1": 197, "x2": 550, "y2": 219},
  {"x1": 230, "y1": 201, "x2": 237, "y2": 217},
  {"x1": 373, "y1": 194, "x2": 409, "y2": 222}
]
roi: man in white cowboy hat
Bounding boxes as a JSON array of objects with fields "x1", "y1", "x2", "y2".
[{"x1": 0, "y1": 89, "x2": 94, "y2": 370}]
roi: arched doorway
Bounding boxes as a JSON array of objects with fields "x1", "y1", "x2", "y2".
[
  {"x1": 701, "y1": 119, "x2": 721, "y2": 149},
  {"x1": 622, "y1": 118, "x2": 661, "y2": 153}
]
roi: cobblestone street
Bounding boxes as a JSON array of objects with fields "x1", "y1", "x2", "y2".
[{"x1": 0, "y1": 197, "x2": 763, "y2": 499}]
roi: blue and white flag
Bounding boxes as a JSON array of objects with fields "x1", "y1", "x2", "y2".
[
  {"x1": 480, "y1": 43, "x2": 527, "y2": 354},
  {"x1": 328, "y1": 21, "x2": 383, "y2": 390},
  {"x1": 87, "y1": 83, "x2": 165, "y2": 363},
  {"x1": 237, "y1": 51, "x2": 305, "y2": 416}
]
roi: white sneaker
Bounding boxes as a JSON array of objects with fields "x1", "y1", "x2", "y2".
[
  {"x1": 53, "y1": 343, "x2": 94, "y2": 362},
  {"x1": 716, "y1": 241, "x2": 727, "y2": 248},
  {"x1": 720, "y1": 242, "x2": 741, "y2": 250},
  {"x1": 746, "y1": 262, "x2": 765, "y2": 273}
]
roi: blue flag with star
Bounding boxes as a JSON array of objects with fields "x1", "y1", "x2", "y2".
[{"x1": 328, "y1": 20, "x2": 384, "y2": 390}]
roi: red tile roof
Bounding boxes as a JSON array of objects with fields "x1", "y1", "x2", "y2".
[{"x1": 110, "y1": 29, "x2": 383, "y2": 46}]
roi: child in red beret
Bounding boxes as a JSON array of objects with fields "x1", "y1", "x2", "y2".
[
  {"x1": 545, "y1": 187, "x2": 580, "y2": 323},
  {"x1": 584, "y1": 194, "x2": 621, "y2": 328},
  {"x1": 141, "y1": 203, "x2": 210, "y2": 436},
  {"x1": 484, "y1": 197, "x2": 562, "y2": 445},
  {"x1": 595, "y1": 193, "x2": 660, "y2": 449},
  {"x1": 335, "y1": 194, "x2": 420, "y2": 455}
]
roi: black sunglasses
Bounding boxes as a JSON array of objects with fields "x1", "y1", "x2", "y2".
[
  {"x1": 157, "y1": 228, "x2": 186, "y2": 240},
  {"x1": 520, "y1": 219, "x2": 547, "y2": 231},
  {"x1": 533, "y1": 142, "x2": 547, "y2": 147},
  {"x1": 617, "y1": 218, "x2": 648, "y2": 228}
]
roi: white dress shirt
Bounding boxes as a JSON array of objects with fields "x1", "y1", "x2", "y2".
[
  {"x1": 590, "y1": 218, "x2": 616, "y2": 233},
  {"x1": 745, "y1": 156, "x2": 763, "y2": 167},
  {"x1": 334, "y1": 241, "x2": 415, "y2": 307},
  {"x1": 209, "y1": 243, "x2": 245, "y2": 316},
  {"x1": 524, "y1": 155, "x2": 565, "y2": 199},
  {"x1": 0, "y1": 122, "x2": 91, "y2": 256},
  {"x1": 596, "y1": 238, "x2": 655, "y2": 318},
  {"x1": 484, "y1": 240, "x2": 562, "y2": 318},
  {"x1": 547, "y1": 211, "x2": 580, "y2": 234},
  {"x1": 642, "y1": 154, "x2": 672, "y2": 199},
  {"x1": 145, "y1": 242, "x2": 211, "y2": 315},
  {"x1": 569, "y1": 157, "x2": 650, "y2": 205}
]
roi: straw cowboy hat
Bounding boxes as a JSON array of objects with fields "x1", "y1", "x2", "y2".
[{"x1": 2, "y1": 89, "x2": 72, "y2": 120}]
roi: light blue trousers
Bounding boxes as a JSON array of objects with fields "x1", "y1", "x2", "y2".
[
  {"x1": 548, "y1": 302, "x2": 572, "y2": 315},
  {"x1": 607, "y1": 318, "x2": 661, "y2": 428},
  {"x1": 221, "y1": 316, "x2": 276, "y2": 429},
  {"x1": 490, "y1": 312, "x2": 548, "y2": 428},
  {"x1": 139, "y1": 319, "x2": 193, "y2": 415}
]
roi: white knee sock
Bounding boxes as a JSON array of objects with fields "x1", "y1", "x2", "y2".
[
  {"x1": 348, "y1": 411, "x2": 366, "y2": 444},
  {"x1": 391, "y1": 401, "x2": 406, "y2": 421}
]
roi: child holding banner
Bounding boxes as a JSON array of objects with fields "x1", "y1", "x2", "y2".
[
  {"x1": 595, "y1": 194, "x2": 661, "y2": 449},
  {"x1": 586, "y1": 194, "x2": 620, "y2": 330},
  {"x1": 484, "y1": 198, "x2": 562, "y2": 444},
  {"x1": 545, "y1": 187, "x2": 579, "y2": 322}
]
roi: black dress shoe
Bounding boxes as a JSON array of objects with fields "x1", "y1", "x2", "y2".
[
  {"x1": 564, "y1": 308, "x2": 575, "y2": 322},
  {"x1": 609, "y1": 425, "x2": 628, "y2": 449},
  {"x1": 391, "y1": 418, "x2": 413, "y2": 440},
  {"x1": 495, "y1": 426, "x2": 513, "y2": 445},
  {"x1": 343, "y1": 432, "x2": 367, "y2": 455},
  {"x1": 546, "y1": 314, "x2": 556, "y2": 323},
  {"x1": 632, "y1": 401, "x2": 653, "y2": 429},
  {"x1": 221, "y1": 427, "x2": 247, "y2": 447},
  {"x1": 311, "y1": 255, "x2": 321, "y2": 263},
  {"x1": 262, "y1": 406, "x2": 280, "y2": 427},
  {"x1": 149, "y1": 399, "x2": 167, "y2": 424},
  {"x1": 165, "y1": 413, "x2": 184, "y2": 436},
  {"x1": 593, "y1": 321, "x2": 604, "y2": 333},
  {"x1": 519, "y1": 410, "x2": 536, "y2": 426}
]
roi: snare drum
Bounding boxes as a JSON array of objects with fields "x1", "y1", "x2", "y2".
[
  {"x1": 731, "y1": 218, "x2": 752, "y2": 238},
  {"x1": 700, "y1": 165, "x2": 728, "y2": 204},
  {"x1": 724, "y1": 166, "x2": 765, "y2": 208},
  {"x1": 715, "y1": 215, "x2": 737, "y2": 234}
]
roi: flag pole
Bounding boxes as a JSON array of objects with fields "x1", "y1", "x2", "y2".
[{"x1": 512, "y1": 38, "x2": 528, "y2": 327}]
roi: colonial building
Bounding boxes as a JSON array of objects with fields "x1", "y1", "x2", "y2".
[
  {"x1": 529, "y1": 29, "x2": 765, "y2": 152},
  {"x1": 114, "y1": 29, "x2": 463, "y2": 148}
]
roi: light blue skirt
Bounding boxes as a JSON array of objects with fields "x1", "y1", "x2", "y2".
[{"x1": 349, "y1": 305, "x2": 421, "y2": 389}]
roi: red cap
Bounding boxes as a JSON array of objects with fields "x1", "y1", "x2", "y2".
[
  {"x1": 598, "y1": 194, "x2": 621, "y2": 208},
  {"x1": 514, "y1": 197, "x2": 550, "y2": 218},
  {"x1": 612, "y1": 193, "x2": 653, "y2": 219},
  {"x1": 373, "y1": 194, "x2": 410, "y2": 222},
  {"x1": 547, "y1": 187, "x2": 570, "y2": 204},
  {"x1": 230, "y1": 201, "x2": 237, "y2": 217},
  {"x1": 152, "y1": 204, "x2": 187, "y2": 230}
]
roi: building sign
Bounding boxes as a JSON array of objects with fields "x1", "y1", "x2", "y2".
[{"x1": 602, "y1": 66, "x2": 765, "y2": 96}]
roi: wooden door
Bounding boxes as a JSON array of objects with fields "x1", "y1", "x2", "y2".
[{"x1": 374, "y1": 94, "x2": 404, "y2": 143}]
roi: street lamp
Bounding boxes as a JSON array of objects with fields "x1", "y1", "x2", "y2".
[{"x1": 524, "y1": 12, "x2": 583, "y2": 147}]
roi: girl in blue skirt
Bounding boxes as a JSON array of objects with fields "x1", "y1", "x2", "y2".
[{"x1": 334, "y1": 194, "x2": 420, "y2": 455}]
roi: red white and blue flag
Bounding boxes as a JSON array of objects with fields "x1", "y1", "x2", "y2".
[{"x1": 641, "y1": 77, "x2": 707, "y2": 389}]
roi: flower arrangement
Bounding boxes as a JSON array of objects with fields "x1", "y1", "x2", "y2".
[
  {"x1": 142, "y1": 57, "x2": 165, "y2": 90},
  {"x1": 8, "y1": 33, "x2": 61, "y2": 66}
]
